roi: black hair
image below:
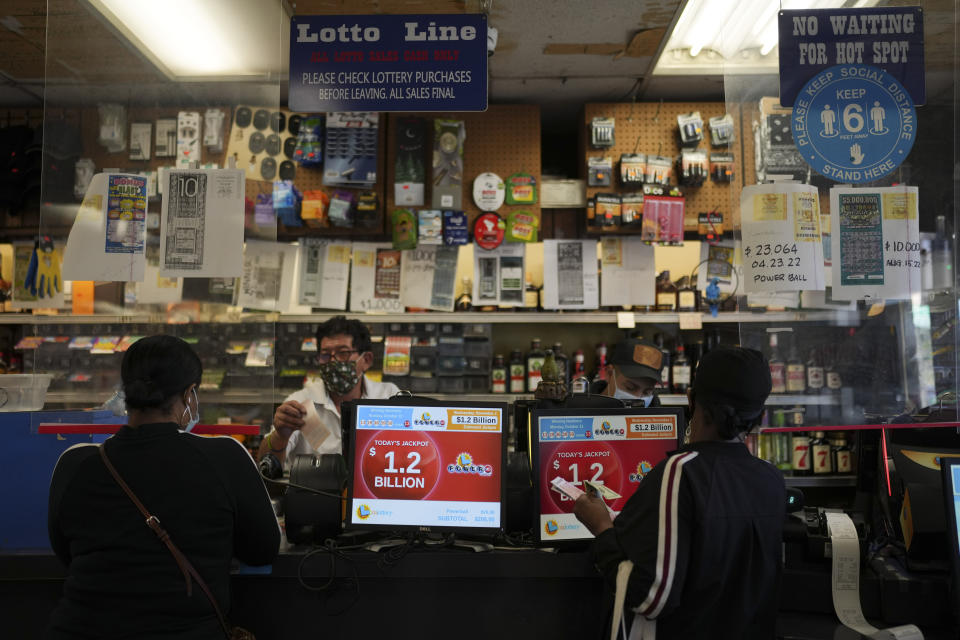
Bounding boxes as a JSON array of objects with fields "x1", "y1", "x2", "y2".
[
  {"x1": 316, "y1": 316, "x2": 372, "y2": 354},
  {"x1": 689, "y1": 388, "x2": 766, "y2": 440},
  {"x1": 697, "y1": 394, "x2": 765, "y2": 439},
  {"x1": 121, "y1": 335, "x2": 202, "y2": 411}
]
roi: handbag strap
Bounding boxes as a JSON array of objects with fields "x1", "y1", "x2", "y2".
[{"x1": 98, "y1": 444, "x2": 233, "y2": 639}]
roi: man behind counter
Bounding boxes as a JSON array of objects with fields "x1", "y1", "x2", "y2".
[
  {"x1": 592, "y1": 338, "x2": 664, "y2": 407},
  {"x1": 258, "y1": 316, "x2": 400, "y2": 466}
]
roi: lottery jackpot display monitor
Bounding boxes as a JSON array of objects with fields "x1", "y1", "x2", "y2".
[
  {"x1": 532, "y1": 407, "x2": 684, "y2": 543},
  {"x1": 347, "y1": 399, "x2": 508, "y2": 533}
]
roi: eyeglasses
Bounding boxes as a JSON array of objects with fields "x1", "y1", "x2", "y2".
[{"x1": 316, "y1": 349, "x2": 359, "y2": 364}]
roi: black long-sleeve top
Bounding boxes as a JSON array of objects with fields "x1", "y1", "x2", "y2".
[
  {"x1": 594, "y1": 440, "x2": 786, "y2": 639},
  {"x1": 47, "y1": 422, "x2": 280, "y2": 639}
]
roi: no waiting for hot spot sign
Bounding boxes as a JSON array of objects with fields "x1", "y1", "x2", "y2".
[
  {"x1": 289, "y1": 14, "x2": 488, "y2": 112},
  {"x1": 778, "y1": 8, "x2": 924, "y2": 107}
]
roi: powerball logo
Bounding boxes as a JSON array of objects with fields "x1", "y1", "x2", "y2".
[
  {"x1": 629, "y1": 460, "x2": 654, "y2": 482},
  {"x1": 447, "y1": 451, "x2": 493, "y2": 476},
  {"x1": 415, "y1": 412, "x2": 446, "y2": 427}
]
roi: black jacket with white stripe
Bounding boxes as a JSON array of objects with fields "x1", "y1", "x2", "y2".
[{"x1": 595, "y1": 440, "x2": 786, "y2": 639}]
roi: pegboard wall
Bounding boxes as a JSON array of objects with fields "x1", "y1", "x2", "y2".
[
  {"x1": 583, "y1": 102, "x2": 745, "y2": 232},
  {"x1": 233, "y1": 108, "x2": 387, "y2": 239},
  {"x1": 385, "y1": 104, "x2": 541, "y2": 230}
]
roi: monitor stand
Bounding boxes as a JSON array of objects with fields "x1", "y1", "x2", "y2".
[{"x1": 365, "y1": 533, "x2": 493, "y2": 553}]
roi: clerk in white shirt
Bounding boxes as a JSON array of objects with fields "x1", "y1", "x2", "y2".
[{"x1": 258, "y1": 316, "x2": 400, "y2": 465}]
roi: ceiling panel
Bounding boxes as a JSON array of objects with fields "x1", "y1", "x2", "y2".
[{"x1": 0, "y1": 0, "x2": 955, "y2": 110}]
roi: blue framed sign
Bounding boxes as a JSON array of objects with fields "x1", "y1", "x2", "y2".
[
  {"x1": 289, "y1": 14, "x2": 488, "y2": 112},
  {"x1": 791, "y1": 64, "x2": 916, "y2": 184},
  {"x1": 779, "y1": 7, "x2": 924, "y2": 107}
]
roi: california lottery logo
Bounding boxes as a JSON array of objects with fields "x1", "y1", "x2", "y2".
[
  {"x1": 356, "y1": 504, "x2": 372, "y2": 520},
  {"x1": 447, "y1": 451, "x2": 493, "y2": 476},
  {"x1": 630, "y1": 460, "x2": 654, "y2": 482},
  {"x1": 544, "y1": 519, "x2": 559, "y2": 536},
  {"x1": 415, "y1": 412, "x2": 446, "y2": 427}
]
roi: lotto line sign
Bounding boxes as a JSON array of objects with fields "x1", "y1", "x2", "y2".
[
  {"x1": 289, "y1": 14, "x2": 488, "y2": 112},
  {"x1": 791, "y1": 64, "x2": 916, "y2": 184},
  {"x1": 778, "y1": 7, "x2": 924, "y2": 107}
]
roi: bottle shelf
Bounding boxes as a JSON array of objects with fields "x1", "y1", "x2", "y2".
[
  {"x1": 43, "y1": 390, "x2": 530, "y2": 406},
  {"x1": 0, "y1": 310, "x2": 860, "y2": 326},
  {"x1": 43, "y1": 390, "x2": 836, "y2": 407},
  {"x1": 663, "y1": 394, "x2": 840, "y2": 406}
]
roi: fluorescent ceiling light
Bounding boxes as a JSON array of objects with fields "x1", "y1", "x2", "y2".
[
  {"x1": 654, "y1": 0, "x2": 880, "y2": 76},
  {"x1": 85, "y1": 0, "x2": 288, "y2": 80}
]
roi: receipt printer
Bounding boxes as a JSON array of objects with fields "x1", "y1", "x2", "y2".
[{"x1": 784, "y1": 507, "x2": 867, "y2": 568}]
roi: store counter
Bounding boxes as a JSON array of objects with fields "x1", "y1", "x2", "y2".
[{"x1": 3, "y1": 547, "x2": 956, "y2": 640}]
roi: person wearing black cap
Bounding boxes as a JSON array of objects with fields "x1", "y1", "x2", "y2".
[
  {"x1": 574, "y1": 346, "x2": 785, "y2": 640},
  {"x1": 592, "y1": 338, "x2": 664, "y2": 407}
]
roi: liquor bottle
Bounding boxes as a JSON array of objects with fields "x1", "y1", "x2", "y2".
[
  {"x1": 832, "y1": 434, "x2": 853, "y2": 475},
  {"x1": 790, "y1": 408, "x2": 811, "y2": 476},
  {"x1": 785, "y1": 338, "x2": 806, "y2": 394},
  {"x1": 571, "y1": 349, "x2": 587, "y2": 392},
  {"x1": 688, "y1": 340, "x2": 705, "y2": 373},
  {"x1": 671, "y1": 344, "x2": 691, "y2": 394},
  {"x1": 552, "y1": 342, "x2": 569, "y2": 385},
  {"x1": 676, "y1": 276, "x2": 700, "y2": 312},
  {"x1": 654, "y1": 334, "x2": 672, "y2": 393},
  {"x1": 509, "y1": 349, "x2": 525, "y2": 394},
  {"x1": 526, "y1": 339, "x2": 546, "y2": 393},
  {"x1": 655, "y1": 271, "x2": 678, "y2": 312},
  {"x1": 810, "y1": 430, "x2": 833, "y2": 475},
  {"x1": 825, "y1": 353, "x2": 842, "y2": 393},
  {"x1": 455, "y1": 276, "x2": 473, "y2": 311},
  {"x1": 491, "y1": 354, "x2": 507, "y2": 393},
  {"x1": 806, "y1": 347, "x2": 825, "y2": 395},
  {"x1": 768, "y1": 333, "x2": 786, "y2": 394},
  {"x1": 772, "y1": 410, "x2": 792, "y2": 473},
  {"x1": 790, "y1": 431, "x2": 812, "y2": 476},
  {"x1": 592, "y1": 343, "x2": 608, "y2": 383}
]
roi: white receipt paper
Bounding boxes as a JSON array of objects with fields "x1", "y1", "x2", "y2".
[
  {"x1": 825, "y1": 511, "x2": 923, "y2": 640},
  {"x1": 298, "y1": 239, "x2": 350, "y2": 310},
  {"x1": 159, "y1": 167, "x2": 245, "y2": 278},
  {"x1": 543, "y1": 239, "x2": 599, "y2": 310},
  {"x1": 600, "y1": 238, "x2": 655, "y2": 308}
]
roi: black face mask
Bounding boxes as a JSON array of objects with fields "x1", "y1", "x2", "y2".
[{"x1": 319, "y1": 360, "x2": 360, "y2": 396}]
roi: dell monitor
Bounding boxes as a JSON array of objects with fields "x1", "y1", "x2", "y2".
[
  {"x1": 346, "y1": 399, "x2": 507, "y2": 534},
  {"x1": 532, "y1": 407, "x2": 684, "y2": 543}
]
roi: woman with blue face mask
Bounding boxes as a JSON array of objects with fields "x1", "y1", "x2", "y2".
[{"x1": 46, "y1": 335, "x2": 280, "y2": 639}]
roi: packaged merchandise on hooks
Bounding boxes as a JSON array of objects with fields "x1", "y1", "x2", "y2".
[
  {"x1": 590, "y1": 117, "x2": 615, "y2": 148},
  {"x1": 676, "y1": 112, "x2": 703, "y2": 147},
  {"x1": 587, "y1": 156, "x2": 613, "y2": 187},
  {"x1": 678, "y1": 150, "x2": 707, "y2": 187},
  {"x1": 323, "y1": 112, "x2": 379, "y2": 187},
  {"x1": 619, "y1": 154, "x2": 646, "y2": 186},
  {"x1": 709, "y1": 114, "x2": 735, "y2": 146}
]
